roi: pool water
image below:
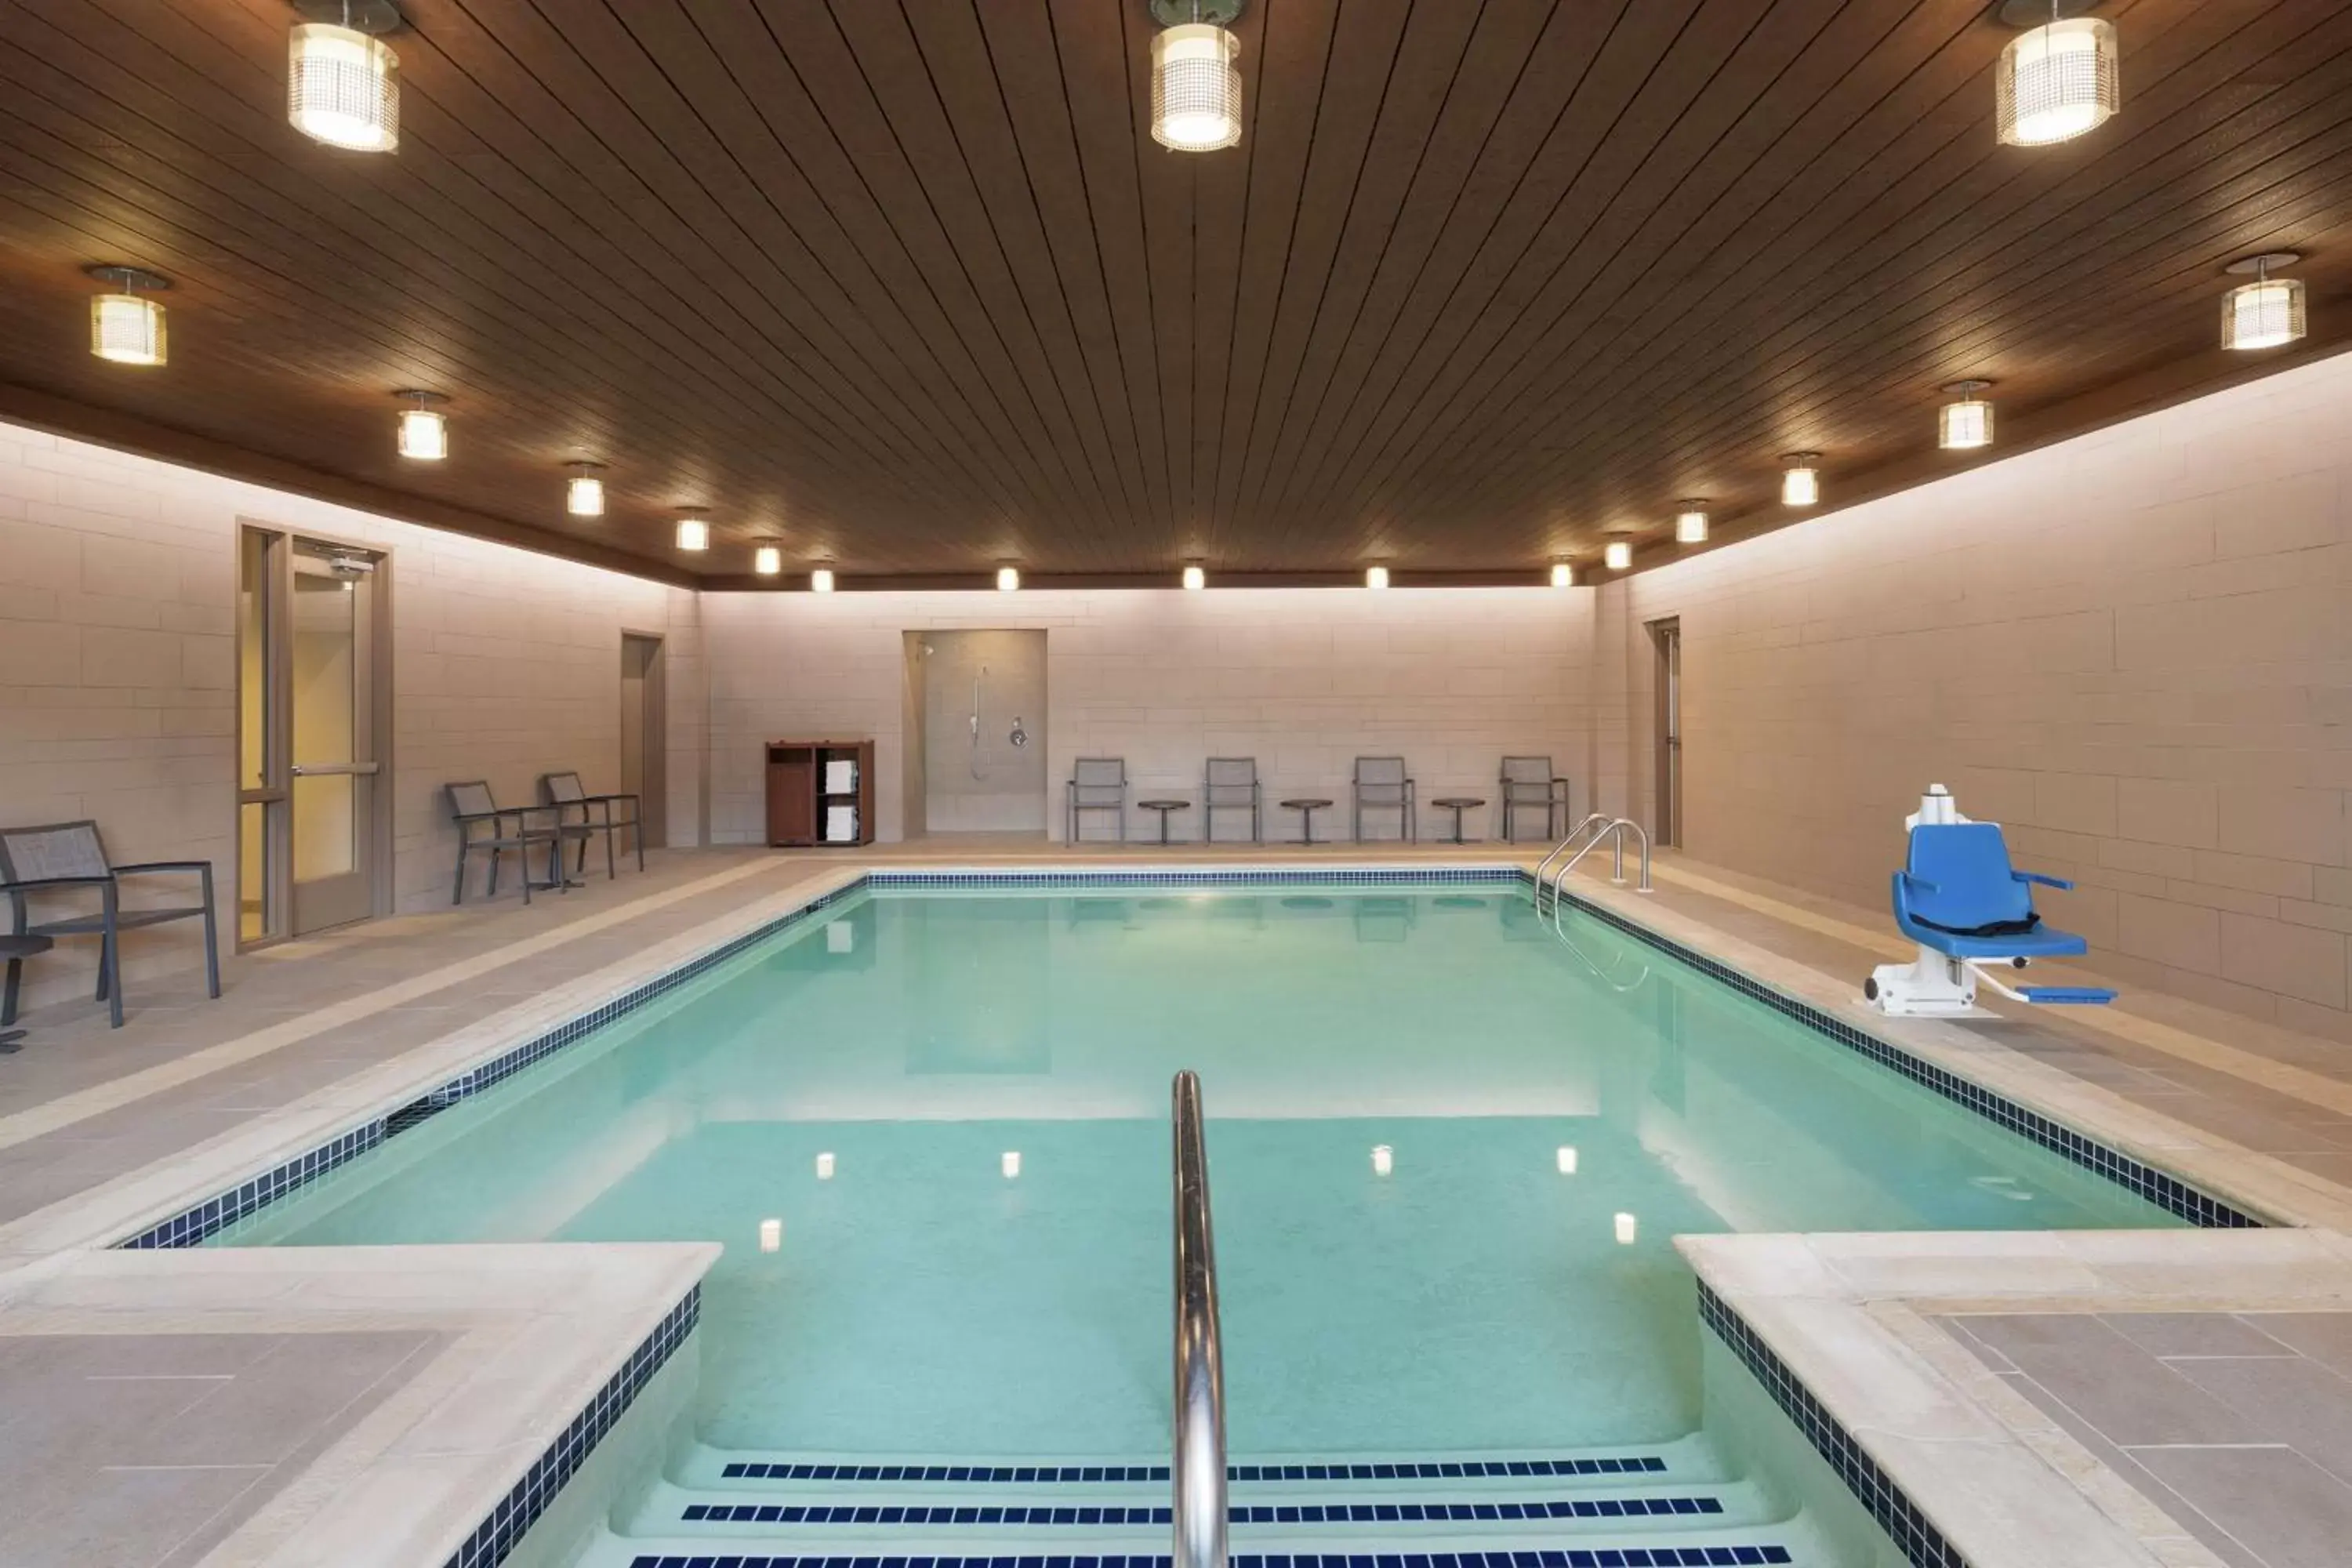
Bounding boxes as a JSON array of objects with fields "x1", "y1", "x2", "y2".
[{"x1": 225, "y1": 884, "x2": 2176, "y2": 1457}]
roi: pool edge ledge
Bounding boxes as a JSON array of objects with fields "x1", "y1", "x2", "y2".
[{"x1": 1681, "y1": 1229, "x2": 2352, "y2": 1568}]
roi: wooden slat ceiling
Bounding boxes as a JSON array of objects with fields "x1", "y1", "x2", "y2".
[{"x1": 0, "y1": 0, "x2": 2347, "y2": 586}]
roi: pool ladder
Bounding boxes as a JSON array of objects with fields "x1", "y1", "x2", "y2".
[
  {"x1": 1172, "y1": 1070, "x2": 1226, "y2": 1568},
  {"x1": 1534, "y1": 813, "x2": 1655, "y2": 906}
]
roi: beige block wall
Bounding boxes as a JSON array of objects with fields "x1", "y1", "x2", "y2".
[
  {"x1": 702, "y1": 586, "x2": 1596, "y2": 845},
  {"x1": 0, "y1": 418, "x2": 700, "y2": 1013},
  {"x1": 1605, "y1": 348, "x2": 2352, "y2": 1044}
]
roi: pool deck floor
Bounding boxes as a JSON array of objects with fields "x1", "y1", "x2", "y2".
[{"x1": 0, "y1": 838, "x2": 2347, "y2": 1567}]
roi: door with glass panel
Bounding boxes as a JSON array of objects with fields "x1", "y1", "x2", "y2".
[{"x1": 238, "y1": 528, "x2": 387, "y2": 943}]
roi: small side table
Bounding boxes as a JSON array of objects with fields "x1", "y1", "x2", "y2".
[
  {"x1": 1138, "y1": 799, "x2": 1192, "y2": 844},
  {"x1": 1281, "y1": 798, "x2": 1335, "y2": 845},
  {"x1": 1431, "y1": 797, "x2": 1486, "y2": 844}
]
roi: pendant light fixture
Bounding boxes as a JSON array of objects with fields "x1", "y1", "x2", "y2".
[
  {"x1": 997, "y1": 566, "x2": 1021, "y2": 592},
  {"x1": 1364, "y1": 565, "x2": 1390, "y2": 590},
  {"x1": 676, "y1": 514, "x2": 710, "y2": 552},
  {"x1": 1149, "y1": 0, "x2": 1244, "y2": 152},
  {"x1": 1994, "y1": 1, "x2": 2118, "y2": 148},
  {"x1": 564, "y1": 463, "x2": 606, "y2": 517},
  {"x1": 753, "y1": 544, "x2": 782, "y2": 576},
  {"x1": 1549, "y1": 562, "x2": 1573, "y2": 589},
  {"x1": 1780, "y1": 454, "x2": 1820, "y2": 507},
  {"x1": 1182, "y1": 564, "x2": 1207, "y2": 591},
  {"x1": 1937, "y1": 382, "x2": 1995, "y2": 450},
  {"x1": 288, "y1": 2, "x2": 404, "y2": 153},
  {"x1": 1603, "y1": 540, "x2": 1632, "y2": 572},
  {"x1": 811, "y1": 568, "x2": 837, "y2": 593},
  {"x1": 393, "y1": 390, "x2": 447, "y2": 460},
  {"x1": 85, "y1": 265, "x2": 170, "y2": 366},
  {"x1": 2221, "y1": 253, "x2": 2307, "y2": 350},
  {"x1": 1675, "y1": 503, "x2": 1710, "y2": 544}
]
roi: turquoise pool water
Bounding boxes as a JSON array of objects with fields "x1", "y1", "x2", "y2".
[{"x1": 226, "y1": 884, "x2": 2177, "y2": 1457}]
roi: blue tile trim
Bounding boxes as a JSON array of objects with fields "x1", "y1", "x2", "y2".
[
  {"x1": 118, "y1": 1121, "x2": 384, "y2": 1250},
  {"x1": 629, "y1": 1552, "x2": 1794, "y2": 1568},
  {"x1": 1699, "y1": 1279, "x2": 1962, "y2": 1568},
  {"x1": 1527, "y1": 874, "x2": 2263, "y2": 1230},
  {"x1": 717, "y1": 1457, "x2": 1672, "y2": 1483},
  {"x1": 445, "y1": 1286, "x2": 700, "y2": 1568},
  {"x1": 681, "y1": 1496, "x2": 1724, "y2": 1526}
]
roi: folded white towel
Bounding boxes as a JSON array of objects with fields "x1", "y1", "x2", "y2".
[
  {"x1": 824, "y1": 758, "x2": 858, "y2": 795},
  {"x1": 825, "y1": 804, "x2": 858, "y2": 843}
]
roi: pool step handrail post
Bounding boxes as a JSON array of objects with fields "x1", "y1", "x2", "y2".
[
  {"x1": 1536, "y1": 814, "x2": 1613, "y2": 902},
  {"x1": 1171, "y1": 1069, "x2": 1228, "y2": 1568}
]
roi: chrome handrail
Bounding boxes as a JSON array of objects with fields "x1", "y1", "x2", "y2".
[
  {"x1": 1544, "y1": 818, "x2": 1657, "y2": 935},
  {"x1": 1172, "y1": 1071, "x2": 1226, "y2": 1568},
  {"x1": 1535, "y1": 814, "x2": 1613, "y2": 902}
]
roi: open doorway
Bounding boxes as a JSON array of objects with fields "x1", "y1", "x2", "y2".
[
  {"x1": 621, "y1": 633, "x2": 666, "y2": 850},
  {"x1": 902, "y1": 630, "x2": 1047, "y2": 839},
  {"x1": 1650, "y1": 617, "x2": 1682, "y2": 848}
]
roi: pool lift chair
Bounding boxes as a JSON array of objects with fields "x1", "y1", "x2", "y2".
[{"x1": 1866, "y1": 785, "x2": 2118, "y2": 1018}]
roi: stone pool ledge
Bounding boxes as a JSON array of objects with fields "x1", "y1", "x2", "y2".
[
  {"x1": 1681, "y1": 1229, "x2": 2352, "y2": 1568},
  {"x1": 0, "y1": 1239, "x2": 718, "y2": 1568}
]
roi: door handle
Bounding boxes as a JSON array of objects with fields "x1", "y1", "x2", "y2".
[{"x1": 291, "y1": 762, "x2": 382, "y2": 777}]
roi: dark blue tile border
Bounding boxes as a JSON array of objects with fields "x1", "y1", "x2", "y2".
[
  {"x1": 681, "y1": 1496, "x2": 1724, "y2": 1526},
  {"x1": 628, "y1": 1552, "x2": 1795, "y2": 1568},
  {"x1": 1698, "y1": 1280, "x2": 1963, "y2": 1568},
  {"x1": 445, "y1": 1286, "x2": 700, "y2": 1568},
  {"x1": 1527, "y1": 874, "x2": 2263, "y2": 1231},
  {"x1": 717, "y1": 1457, "x2": 1672, "y2": 1483}
]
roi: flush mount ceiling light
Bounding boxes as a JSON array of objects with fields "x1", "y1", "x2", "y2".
[
  {"x1": 85, "y1": 265, "x2": 170, "y2": 366},
  {"x1": 1550, "y1": 562, "x2": 1573, "y2": 589},
  {"x1": 675, "y1": 514, "x2": 710, "y2": 552},
  {"x1": 753, "y1": 543, "x2": 782, "y2": 576},
  {"x1": 1995, "y1": 1, "x2": 2118, "y2": 148},
  {"x1": 393, "y1": 390, "x2": 447, "y2": 459},
  {"x1": 1780, "y1": 454, "x2": 1820, "y2": 507},
  {"x1": 810, "y1": 567, "x2": 837, "y2": 593},
  {"x1": 1938, "y1": 381, "x2": 1996, "y2": 450},
  {"x1": 1675, "y1": 503, "x2": 1710, "y2": 544},
  {"x1": 2222, "y1": 252, "x2": 2307, "y2": 350},
  {"x1": 288, "y1": 1, "x2": 404, "y2": 153},
  {"x1": 1364, "y1": 565, "x2": 1390, "y2": 590},
  {"x1": 564, "y1": 462, "x2": 605, "y2": 517},
  {"x1": 1149, "y1": 0, "x2": 1244, "y2": 152},
  {"x1": 997, "y1": 565, "x2": 1021, "y2": 591},
  {"x1": 1182, "y1": 564, "x2": 1207, "y2": 591},
  {"x1": 1603, "y1": 540, "x2": 1632, "y2": 572}
]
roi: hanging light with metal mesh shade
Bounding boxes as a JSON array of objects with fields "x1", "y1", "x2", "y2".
[
  {"x1": 1150, "y1": 1, "x2": 1244, "y2": 152},
  {"x1": 288, "y1": 2, "x2": 404, "y2": 153},
  {"x1": 2221, "y1": 254, "x2": 2307, "y2": 351},
  {"x1": 86, "y1": 266, "x2": 170, "y2": 366},
  {"x1": 1994, "y1": 1, "x2": 2118, "y2": 148}
]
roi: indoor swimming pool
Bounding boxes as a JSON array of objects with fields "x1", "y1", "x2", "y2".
[{"x1": 220, "y1": 880, "x2": 2177, "y2": 1466}]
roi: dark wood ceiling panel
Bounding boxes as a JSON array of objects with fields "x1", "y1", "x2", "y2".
[{"x1": 0, "y1": 0, "x2": 2346, "y2": 584}]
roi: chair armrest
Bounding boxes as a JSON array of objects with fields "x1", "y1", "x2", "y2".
[
  {"x1": 1895, "y1": 872, "x2": 1940, "y2": 895},
  {"x1": 2014, "y1": 870, "x2": 2074, "y2": 891},
  {"x1": 111, "y1": 860, "x2": 213, "y2": 877},
  {"x1": 0, "y1": 876, "x2": 118, "y2": 893}
]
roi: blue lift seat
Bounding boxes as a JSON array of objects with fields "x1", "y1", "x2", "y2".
[{"x1": 1885, "y1": 821, "x2": 2115, "y2": 1007}]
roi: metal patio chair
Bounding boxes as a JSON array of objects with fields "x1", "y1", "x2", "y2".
[
  {"x1": 0, "y1": 932, "x2": 55, "y2": 1050},
  {"x1": 542, "y1": 771, "x2": 644, "y2": 881},
  {"x1": 1500, "y1": 756, "x2": 1572, "y2": 842},
  {"x1": 0, "y1": 822, "x2": 220, "y2": 1030},
  {"x1": 1066, "y1": 757, "x2": 1128, "y2": 843},
  {"x1": 1203, "y1": 757, "x2": 1262, "y2": 844},
  {"x1": 446, "y1": 782, "x2": 562, "y2": 906},
  {"x1": 1352, "y1": 756, "x2": 1416, "y2": 843}
]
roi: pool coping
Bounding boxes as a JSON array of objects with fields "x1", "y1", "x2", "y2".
[{"x1": 3, "y1": 855, "x2": 2349, "y2": 1568}]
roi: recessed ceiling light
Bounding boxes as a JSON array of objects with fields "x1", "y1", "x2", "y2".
[
  {"x1": 997, "y1": 565, "x2": 1020, "y2": 592},
  {"x1": 1780, "y1": 454, "x2": 1820, "y2": 507},
  {"x1": 1938, "y1": 382, "x2": 1994, "y2": 450},
  {"x1": 564, "y1": 463, "x2": 605, "y2": 517},
  {"x1": 1675, "y1": 503, "x2": 1709, "y2": 544},
  {"x1": 1182, "y1": 564, "x2": 1206, "y2": 591},
  {"x1": 1365, "y1": 565, "x2": 1389, "y2": 590},
  {"x1": 2221, "y1": 253, "x2": 2306, "y2": 350},
  {"x1": 676, "y1": 514, "x2": 710, "y2": 551},
  {"x1": 811, "y1": 567, "x2": 836, "y2": 593},
  {"x1": 1994, "y1": 3, "x2": 2118, "y2": 148},
  {"x1": 1604, "y1": 540, "x2": 1632, "y2": 571},
  {"x1": 394, "y1": 390, "x2": 447, "y2": 460},
  {"x1": 753, "y1": 543, "x2": 782, "y2": 576},
  {"x1": 1549, "y1": 562, "x2": 1573, "y2": 588},
  {"x1": 85, "y1": 265, "x2": 169, "y2": 366},
  {"x1": 288, "y1": 5, "x2": 402, "y2": 153},
  {"x1": 1149, "y1": 2, "x2": 1243, "y2": 152}
]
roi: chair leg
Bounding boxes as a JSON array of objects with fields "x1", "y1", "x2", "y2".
[
  {"x1": 103, "y1": 927, "x2": 123, "y2": 1029},
  {"x1": 604, "y1": 825, "x2": 616, "y2": 880},
  {"x1": 635, "y1": 818, "x2": 644, "y2": 873},
  {"x1": 488, "y1": 847, "x2": 502, "y2": 898},
  {"x1": 452, "y1": 843, "x2": 469, "y2": 906},
  {"x1": 2, "y1": 956, "x2": 19, "y2": 1026}
]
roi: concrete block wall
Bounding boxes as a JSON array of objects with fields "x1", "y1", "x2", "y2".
[
  {"x1": 701, "y1": 586, "x2": 1596, "y2": 845},
  {"x1": 0, "y1": 418, "x2": 699, "y2": 1012},
  {"x1": 1606, "y1": 347, "x2": 2352, "y2": 1044}
]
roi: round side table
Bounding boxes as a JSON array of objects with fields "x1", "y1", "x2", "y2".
[
  {"x1": 1279, "y1": 797, "x2": 1335, "y2": 845},
  {"x1": 1138, "y1": 799, "x2": 1192, "y2": 844},
  {"x1": 1430, "y1": 797, "x2": 1486, "y2": 844}
]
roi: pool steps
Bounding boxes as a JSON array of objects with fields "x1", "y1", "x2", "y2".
[{"x1": 579, "y1": 1443, "x2": 1820, "y2": 1568}]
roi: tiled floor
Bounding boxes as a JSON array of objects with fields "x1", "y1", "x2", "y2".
[
  {"x1": 0, "y1": 1329, "x2": 441, "y2": 1568},
  {"x1": 1942, "y1": 1312, "x2": 2352, "y2": 1568}
]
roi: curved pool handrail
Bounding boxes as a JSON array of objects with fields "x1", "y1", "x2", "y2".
[
  {"x1": 1172, "y1": 1070, "x2": 1227, "y2": 1568},
  {"x1": 1536, "y1": 814, "x2": 1613, "y2": 901}
]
